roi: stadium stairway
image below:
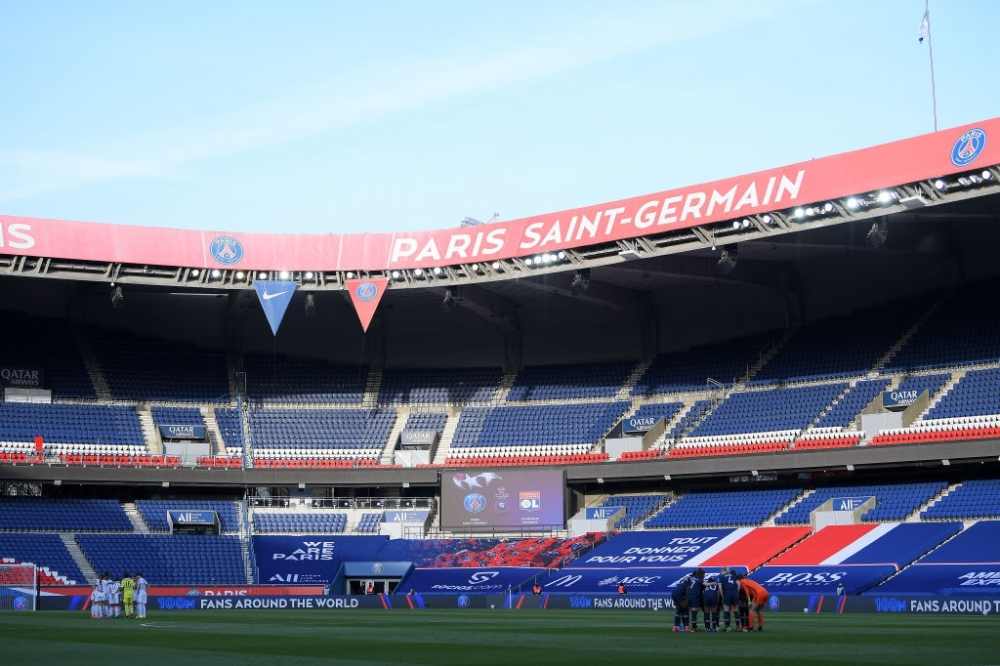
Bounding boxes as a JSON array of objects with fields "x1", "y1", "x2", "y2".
[
  {"x1": 201, "y1": 407, "x2": 227, "y2": 455},
  {"x1": 136, "y1": 405, "x2": 160, "y2": 454},
  {"x1": 617, "y1": 359, "x2": 651, "y2": 400},
  {"x1": 766, "y1": 489, "x2": 817, "y2": 525},
  {"x1": 74, "y1": 328, "x2": 110, "y2": 400},
  {"x1": 381, "y1": 406, "x2": 410, "y2": 464},
  {"x1": 432, "y1": 412, "x2": 461, "y2": 465},
  {"x1": 122, "y1": 502, "x2": 151, "y2": 533},
  {"x1": 59, "y1": 534, "x2": 97, "y2": 584},
  {"x1": 909, "y1": 482, "x2": 961, "y2": 521},
  {"x1": 362, "y1": 367, "x2": 382, "y2": 408}
]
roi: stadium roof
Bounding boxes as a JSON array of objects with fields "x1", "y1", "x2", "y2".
[{"x1": 0, "y1": 118, "x2": 997, "y2": 294}]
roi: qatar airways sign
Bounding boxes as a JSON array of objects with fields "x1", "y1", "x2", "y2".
[{"x1": 388, "y1": 170, "x2": 805, "y2": 265}]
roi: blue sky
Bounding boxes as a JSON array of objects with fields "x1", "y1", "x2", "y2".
[{"x1": 0, "y1": 1, "x2": 996, "y2": 234}]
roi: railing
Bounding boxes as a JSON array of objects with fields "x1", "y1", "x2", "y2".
[{"x1": 248, "y1": 496, "x2": 433, "y2": 510}]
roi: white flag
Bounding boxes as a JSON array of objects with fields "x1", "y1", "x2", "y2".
[{"x1": 918, "y1": 9, "x2": 930, "y2": 43}]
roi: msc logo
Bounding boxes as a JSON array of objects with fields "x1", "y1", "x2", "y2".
[
  {"x1": 355, "y1": 281, "x2": 378, "y2": 302},
  {"x1": 951, "y1": 128, "x2": 986, "y2": 167},
  {"x1": 209, "y1": 236, "x2": 244, "y2": 265},
  {"x1": 464, "y1": 493, "x2": 487, "y2": 513},
  {"x1": 457, "y1": 595, "x2": 471, "y2": 608},
  {"x1": 468, "y1": 571, "x2": 500, "y2": 585}
]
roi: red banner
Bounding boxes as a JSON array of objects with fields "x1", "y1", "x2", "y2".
[
  {"x1": 1, "y1": 118, "x2": 996, "y2": 272},
  {"x1": 346, "y1": 277, "x2": 388, "y2": 332}
]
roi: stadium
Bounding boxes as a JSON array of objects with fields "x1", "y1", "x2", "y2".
[{"x1": 0, "y1": 113, "x2": 998, "y2": 663}]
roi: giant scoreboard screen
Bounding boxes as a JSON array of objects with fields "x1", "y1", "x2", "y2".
[{"x1": 440, "y1": 469, "x2": 566, "y2": 530}]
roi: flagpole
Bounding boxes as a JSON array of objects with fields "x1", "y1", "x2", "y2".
[{"x1": 925, "y1": 0, "x2": 939, "y2": 131}]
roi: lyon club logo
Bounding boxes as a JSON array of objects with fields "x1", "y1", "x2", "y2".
[
  {"x1": 209, "y1": 236, "x2": 244, "y2": 265},
  {"x1": 463, "y1": 493, "x2": 487, "y2": 513},
  {"x1": 355, "y1": 281, "x2": 378, "y2": 302},
  {"x1": 951, "y1": 128, "x2": 986, "y2": 167}
]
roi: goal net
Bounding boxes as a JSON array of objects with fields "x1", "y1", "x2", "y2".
[{"x1": 0, "y1": 563, "x2": 37, "y2": 611}]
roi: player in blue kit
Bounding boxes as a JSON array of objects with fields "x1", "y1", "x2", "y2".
[
  {"x1": 686, "y1": 568, "x2": 705, "y2": 632},
  {"x1": 702, "y1": 574, "x2": 722, "y2": 632},
  {"x1": 671, "y1": 573, "x2": 690, "y2": 632},
  {"x1": 718, "y1": 567, "x2": 742, "y2": 631}
]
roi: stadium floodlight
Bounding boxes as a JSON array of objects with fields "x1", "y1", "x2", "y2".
[
  {"x1": 793, "y1": 207, "x2": 805, "y2": 219},
  {"x1": 761, "y1": 214, "x2": 773, "y2": 225},
  {"x1": 304, "y1": 271, "x2": 315, "y2": 280},
  {"x1": 741, "y1": 218, "x2": 752, "y2": 229},
  {"x1": 983, "y1": 170, "x2": 992, "y2": 180},
  {"x1": 235, "y1": 271, "x2": 245, "y2": 279},
  {"x1": 433, "y1": 266, "x2": 443, "y2": 275},
  {"x1": 346, "y1": 271, "x2": 355, "y2": 279},
  {"x1": 846, "y1": 197, "x2": 861, "y2": 210},
  {"x1": 258, "y1": 272, "x2": 268, "y2": 279},
  {"x1": 210, "y1": 269, "x2": 221, "y2": 279},
  {"x1": 491, "y1": 261, "x2": 502, "y2": 270},
  {"x1": 414, "y1": 268, "x2": 424, "y2": 277},
  {"x1": 557, "y1": 251, "x2": 567, "y2": 260},
  {"x1": 391, "y1": 270, "x2": 401, "y2": 280},
  {"x1": 524, "y1": 257, "x2": 534, "y2": 266},
  {"x1": 934, "y1": 179, "x2": 946, "y2": 189},
  {"x1": 279, "y1": 270, "x2": 290, "y2": 280},
  {"x1": 470, "y1": 263, "x2": 480, "y2": 272},
  {"x1": 805, "y1": 207, "x2": 816, "y2": 217},
  {"x1": 191, "y1": 269, "x2": 200, "y2": 277},
  {"x1": 823, "y1": 202, "x2": 834, "y2": 214},
  {"x1": 877, "y1": 190, "x2": 894, "y2": 204},
  {"x1": 732, "y1": 220, "x2": 741, "y2": 230}
]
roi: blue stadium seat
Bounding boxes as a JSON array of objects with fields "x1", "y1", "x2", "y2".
[
  {"x1": 776, "y1": 482, "x2": 947, "y2": 524},
  {"x1": 137, "y1": 500, "x2": 240, "y2": 532},
  {"x1": 922, "y1": 479, "x2": 1000, "y2": 520},
  {"x1": 596, "y1": 494, "x2": 667, "y2": 528},
  {"x1": 0, "y1": 403, "x2": 144, "y2": 446},
  {"x1": 252, "y1": 512, "x2": 347, "y2": 533},
  {"x1": 634, "y1": 333, "x2": 776, "y2": 396},
  {"x1": 689, "y1": 383, "x2": 845, "y2": 437},
  {"x1": 379, "y1": 367, "x2": 501, "y2": 405},
  {"x1": 645, "y1": 488, "x2": 801, "y2": 528},
  {"x1": 508, "y1": 362, "x2": 634, "y2": 401},
  {"x1": 244, "y1": 354, "x2": 367, "y2": 404},
  {"x1": 0, "y1": 533, "x2": 85, "y2": 582},
  {"x1": 76, "y1": 534, "x2": 246, "y2": 584},
  {"x1": 451, "y1": 402, "x2": 628, "y2": 449},
  {"x1": 0, "y1": 498, "x2": 131, "y2": 532}
]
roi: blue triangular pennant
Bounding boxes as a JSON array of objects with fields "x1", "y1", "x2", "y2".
[{"x1": 253, "y1": 280, "x2": 297, "y2": 335}]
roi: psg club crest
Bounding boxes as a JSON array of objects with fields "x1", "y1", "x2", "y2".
[
  {"x1": 464, "y1": 493, "x2": 487, "y2": 513},
  {"x1": 355, "y1": 281, "x2": 378, "y2": 302},
  {"x1": 951, "y1": 128, "x2": 986, "y2": 167},
  {"x1": 209, "y1": 236, "x2": 244, "y2": 265}
]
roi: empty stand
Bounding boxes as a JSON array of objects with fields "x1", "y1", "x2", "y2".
[
  {"x1": 776, "y1": 482, "x2": 946, "y2": 524},
  {"x1": 137, "y1": 500, "x2": 240, "y2": 532},
  {"x1": 0, "y1": 498, "x2": 131, "y2": 532},
  {"x1": 645, "y1": 488, "x2": 800, "y2": 528},
  {"x1": 0, "y1": 533, "x2": 85, "y2": 583},
  {"x1": 356, "y1": 513, "x2": 383, "y2": 534},
  {"x1": 633, "y1": 333, "x2": 776, "y2": 397},
  {"x1": 688, "y1": 383, "x2": 845, "y2": 437},
  {"x1": 593, "y1": 494, "x2": 666, "y2": 528},
  {"x1": 925, "y1": 368, "x2": 1000, "y2": 420},
  {"x1": 814, "y1": 379, "x2": 890, "y2": 428},
  {"x1": 508, "y1": 362, "x2": 634, "y2": 401},
  {"x1": 77, "y1": 534, "x2": 245, "y2": 584},
  {"x1": 244, "y1": 354, "x2": 367, "y2": 404},
  {"x1": 378, "y1": 367, "x2": 501, "y2": 405},
  {"x1": 922, "y1": 479, "x2": 1000, "y2": 520},
  {"x1": 253, "y1": 512, "x2": 347, "y2": 533},
  {"x1": 249, "y1": 408, "x2": 396, "y2": 460},
  {"x1": 0, "y1": 403, "x2": 144, "y2": 449}
]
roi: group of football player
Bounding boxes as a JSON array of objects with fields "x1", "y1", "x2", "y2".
[
  {"x1": 89, "y1": 573, "x2": 148, "y2": 620},
  {"x1": 671, "y1": 568, "x2": 770, "y2": 632}
]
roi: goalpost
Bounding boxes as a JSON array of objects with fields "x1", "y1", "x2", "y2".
[{"x1": 0, "y1": 563, "x2": 38, "y2": 611}]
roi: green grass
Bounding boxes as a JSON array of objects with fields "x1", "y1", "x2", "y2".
[{"x1": 0, "y1": 610, "x2": 998, "y2": 665}]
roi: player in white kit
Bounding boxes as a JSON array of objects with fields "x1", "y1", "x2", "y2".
[
  {"x1": 90, "y1": 577, "x2": 105, "y2": 619},
  {"x1": 110, "y1": 578, "x2": 121, "y2": 618},
  {"x1": 134, "y1": 573, "x2": 148, "y2": 619}
]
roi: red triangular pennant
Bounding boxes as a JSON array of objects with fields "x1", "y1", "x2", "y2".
[{"x1": 346, "y1": 277, "x2": 389, "y2": 333}]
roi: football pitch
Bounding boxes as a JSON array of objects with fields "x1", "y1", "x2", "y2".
[{"x1": 0, "y1": 610, "x2": 997, "y2": 665}]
